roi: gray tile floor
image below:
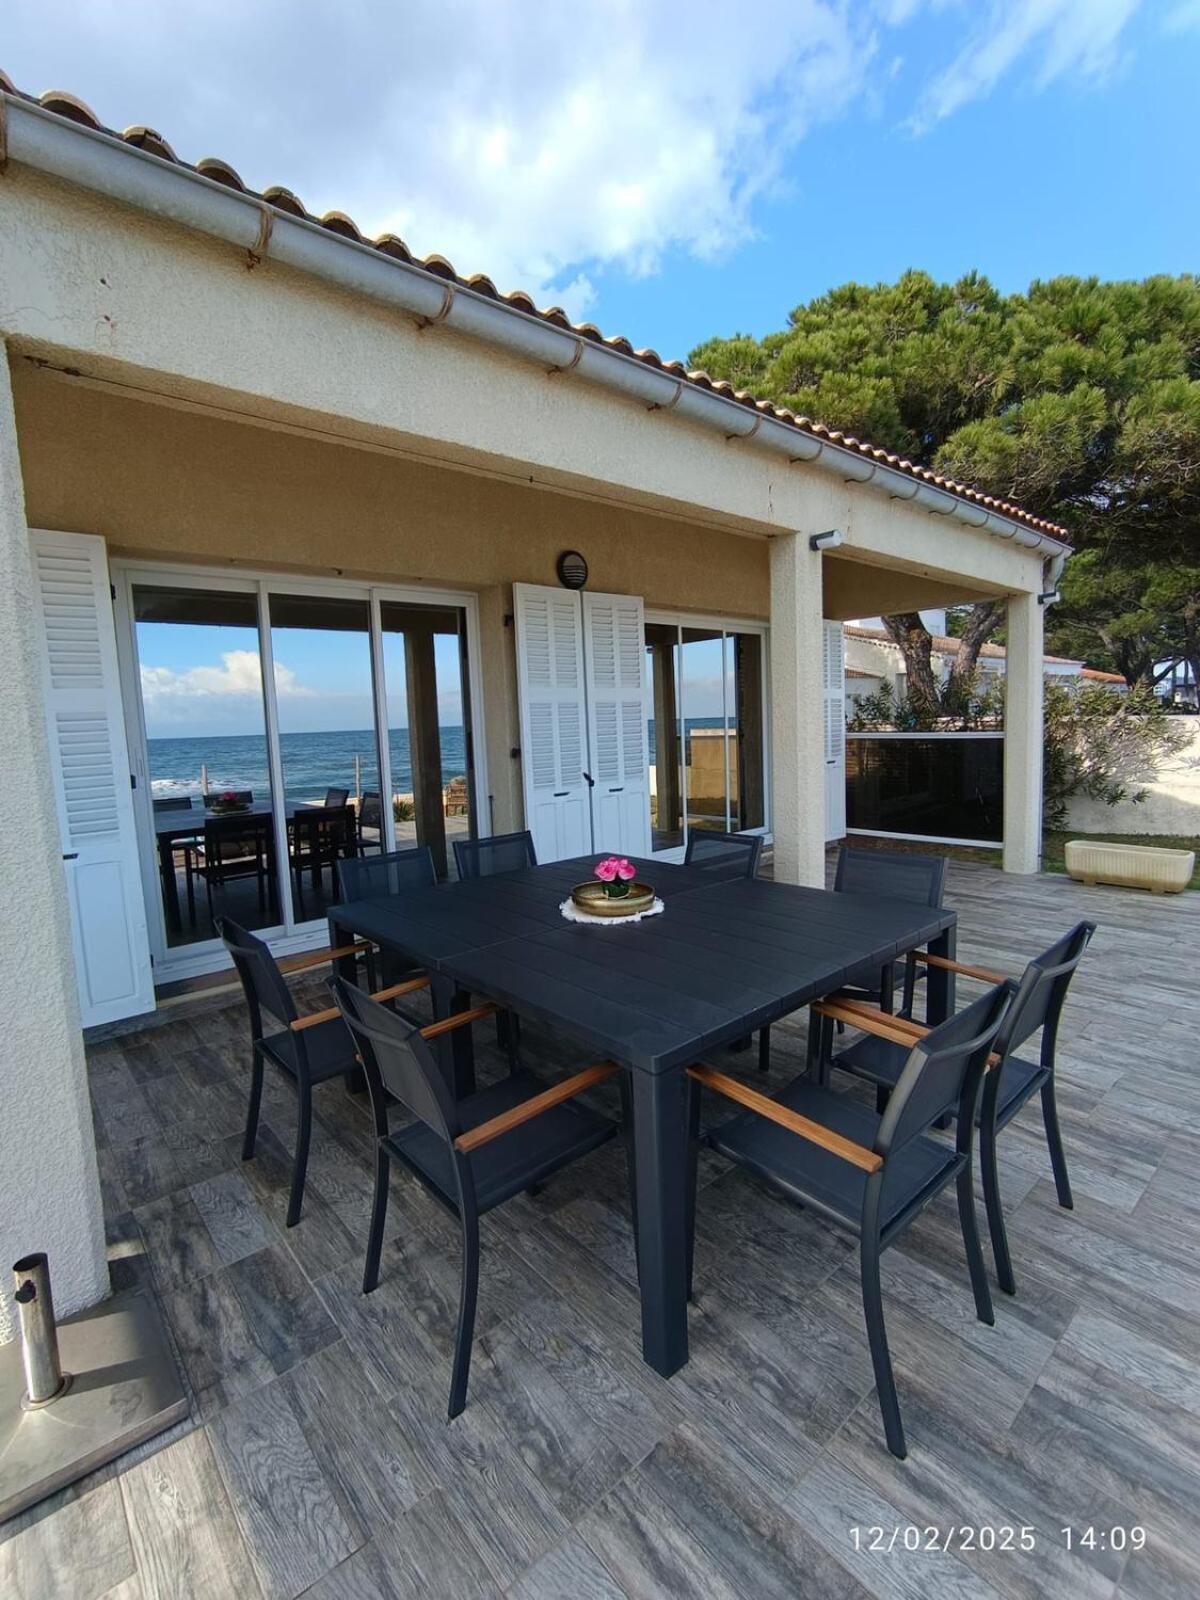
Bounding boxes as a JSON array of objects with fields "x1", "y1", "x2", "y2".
[{"x1": 3, "y1": 859, "x2": 1198, "y2": 1599}]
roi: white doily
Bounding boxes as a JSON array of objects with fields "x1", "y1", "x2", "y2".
[{"x1": 559, "y1": 896, "x2": 665, "y2": 926}]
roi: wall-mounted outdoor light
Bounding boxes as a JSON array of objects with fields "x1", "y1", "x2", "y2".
[
  {"x1": 557, "y1": 550, "x2": 589, "y2": 589},
  {"x1": 809, "y1": 528, "x2": 844, "y2": 552}
]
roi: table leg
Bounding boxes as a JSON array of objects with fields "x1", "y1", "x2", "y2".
[
  {"x1": 327, "y1": 917, "x2": 367, "y2": 1094},
  {"x1": 159, "y1": 836, "x2": 182, "y2": 934},
  {"x1": 925, "y1": 923, "x2": 957, "y2": 1025},
  {"x1": 630, "y1": 1066, "x2": 691, "y2": 1377},
  {"x1": 429, "y1": 973, "x2": 476, "y2": 1100}
]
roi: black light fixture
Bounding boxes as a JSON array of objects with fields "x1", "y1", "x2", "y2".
[{"x1": 557, "y1": 549, "x2": 589, "y2": 589}]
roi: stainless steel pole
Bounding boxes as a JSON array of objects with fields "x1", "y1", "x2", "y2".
[{"x1": 12, "y1": 1254, "x2": 71, "y2": 1408}]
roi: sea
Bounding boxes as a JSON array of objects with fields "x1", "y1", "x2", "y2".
[
  {"x1": 147, "y1": 718, "x2": 728, "y2": 803},
  {"x1": 147, "y1": 728, "x2": 467, "y2": 804}
]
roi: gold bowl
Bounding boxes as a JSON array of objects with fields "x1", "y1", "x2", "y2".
[{"x1": 570, "y1": 880, "x2": 656, "y2": 918}]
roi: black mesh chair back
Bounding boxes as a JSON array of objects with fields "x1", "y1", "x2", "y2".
[
  {"x1": 332, "y1": 976, "x2": 458, "y2": 1148},
  {"x1": 324, "y1": 787, "x2": 350, "y2": 809},
  {"x1": 338, "y1": 845, "x2": 436, "y2": 901},
  {"x1": 834, "y1": 845, "x2": 947, "y2": 908},
  {"x1": 219, "y1": 916, "x2": 296, "y2": 1038},
  {"x1": 293, "y1": 805, "x2": 356, "y2": 858},
  {"x1": 358, "y1": 790, "x2": 382, "y2": 831},
  {"x1": 203, "y1": 789, "x2": 253, "y2": 808},
  {"x1": 153, "y1": 796, "x2": 193, "y2": 812},
  {"x1": 453, "y1": 830, "x2": 537, "y2": 879},
  {"x1": 683, "y1": 830, "x2": 762, "y2": 879},
  {"x1": 997, "y1": 920, "x2": 1095, "y2": 1061},
  {"x1": 878, "y1": 982, "x2": 1013, "y2": 1160},
  {"x1": 204, "y1": 811, "x2": 272, "y2": 873}
]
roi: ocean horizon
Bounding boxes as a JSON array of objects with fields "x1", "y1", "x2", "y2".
[{"x1": 147, "y1": 718, "x2": 729, "y2": 804}]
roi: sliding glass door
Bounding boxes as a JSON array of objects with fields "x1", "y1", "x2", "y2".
[
  {"x1": 121, "y1": 569, "x2": 483, "y2": 975},
  {"x1": 645, "y1": 615, "x2": 768, "y2": 857}
]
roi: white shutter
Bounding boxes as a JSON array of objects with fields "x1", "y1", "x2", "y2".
[
  {"x1": 823, "y1": 620, "x2": 847, "y2": 841},
  {"x1": 583, "y1": 591, "x2": 651, "y2": 858},
  {"x1": 513, "y1": 583, "x2": 592, "y2": 863},
  {"x1": 31, "y1": 531, "x2": 154, "y2": 1024}
]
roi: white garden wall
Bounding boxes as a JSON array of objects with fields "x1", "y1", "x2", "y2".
[{"x1": 1065, "y1": 716, "x2": 1200, "y2": 838}]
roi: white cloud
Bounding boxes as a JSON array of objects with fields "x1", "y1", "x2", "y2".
[
  {"x1": 907, "y1": 0, "x2": 1142, "y2": 132},
  {"x1": 140, "y1": 650, "x2": 313, "y2": 706},
  {"x1": 4, "y1": 0, "x2": 1153, "y2": 317},
  {"x1": 3, "y1": 0, "x2": 875, "y2": 317}
]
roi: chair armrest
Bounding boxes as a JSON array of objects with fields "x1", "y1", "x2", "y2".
[
  {"x1": 822, "y1": 996, "x2": 1001, "y2": 1071},
  {"x1": 454, "y1": 1062, "x2": 619, "y2": 1154},
  {"x1": 687, "y1": 1064, "x2": 882, "y2": 1173},
  {"x1": 419, "y1": 1002, "x2": 499, "y2": 1041},
  {"x1": 821, "y1": 996, "x2": 928, "y2": 1042},
  {"x1": 289, "y1": 973, "x2": 432, "y2": 1032},
  {"x1": 812, "y1": 999, "x2": 924, "y2": 1051},
  {"x1": 911, "y1": 951, "x2": 1008, "y2": 985},
  {"x1": 277, "y1": 940, "x2": 374, "y2": 975}
]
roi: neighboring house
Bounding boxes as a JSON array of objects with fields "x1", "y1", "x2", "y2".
[
  {"x1": 0, "y1": 80, "x2": 1071, "y2": 1322},
  {"x1": 844, "y1": 623, "x2": 1093, "y2": 702}
]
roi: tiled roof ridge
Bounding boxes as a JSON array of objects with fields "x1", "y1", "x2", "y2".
[
  {"x1": 846, "y1": 624, "x2": 1081, "y2": 666},
  {"x1": 1, "y1": 75, "x2": 1070, "y2": 541}
]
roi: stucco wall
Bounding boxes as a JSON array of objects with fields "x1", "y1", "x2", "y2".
[
  {"x1": 0, "y1": 349, "x2": 109, "y2": 1342},
  {"x1": 1066, "y1": 717, "x2": 1200, "y2": 839}
]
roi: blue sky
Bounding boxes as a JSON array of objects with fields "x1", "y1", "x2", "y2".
[{"x1": 11, "y1": 1, "x2": 1198, "y2": 726}]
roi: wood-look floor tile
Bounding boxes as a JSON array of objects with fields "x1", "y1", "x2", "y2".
[
  {"x1": 227, "y1": 1244, "x2": 341, "y2": 1375},
  {"x1": 207, "y1": 1379, "x2": 359, "y2": 1600},
  {"x1": 0, "y1": 1478, "x2": 134, "y2": 1600}
]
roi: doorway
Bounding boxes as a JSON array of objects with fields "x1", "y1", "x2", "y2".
[{"x1": 120, "y1": 567, "x2": 485, "y2": 978}]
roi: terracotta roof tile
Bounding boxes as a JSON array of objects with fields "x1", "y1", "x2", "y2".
[
  {"x1": 1, "y1": 72, "x2": 1070, "y2": 541},
  {"x1": 846, "y1": 624, "x2": 1081, "y2": 667}
]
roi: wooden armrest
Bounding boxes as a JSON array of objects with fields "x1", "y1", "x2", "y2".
[
  {"x1": 454, "y1": 1062, "x2": 619, "y2": 1154},
  {"x1": 812, "y1": 999, "x2": 924, "y2": 1051},
  {"x1": 419, "y1": 1002, "x2": 498, "y2": 1041},
  {"x1": 687, "y1": 1064, "x2": 882, "y2": 1173},
  {"x1": 826, "y1": 997, "x2": 928, "y2": 1041},
  {"x1": 821, "y1": 996, "x2": 1001, "y2": 1071},
  {"x1": 289, "y1": 972, "x2": 432, "y2": 1032},
  {"x1": 277, "y1": 940, "x2": 373, "y2": 975},
  {"x1": 911, "y1": 951, "x2": 1008, "y2": 985}
]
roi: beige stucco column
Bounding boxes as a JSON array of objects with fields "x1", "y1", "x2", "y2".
[
  {"x1": 1003, "y1": 590, "x2": 1045, "y2": 874},
  {"x1": 769, "y1": 532, "x2": 827, "y2": 885},
  {"x1": 0, "y1": 346, "x2": 109, "y2": 1340}
]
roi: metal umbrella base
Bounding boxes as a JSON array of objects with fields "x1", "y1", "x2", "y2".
[{"x1": 0, "y1": 1289, "x2": 187, "y2": 1523}]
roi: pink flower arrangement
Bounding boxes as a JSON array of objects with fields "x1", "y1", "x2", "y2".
[{"x1": 594, "y1": 855, "x2": 636, "y2": 897}]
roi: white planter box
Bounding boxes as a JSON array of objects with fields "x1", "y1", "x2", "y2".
[{"x1": 1064, "y1": 839, "x2": 1195, "y2": 895}]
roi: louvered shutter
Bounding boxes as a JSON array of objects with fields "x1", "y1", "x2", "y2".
[
  {"x1": 583, "y1": 591, "x2": 651, "y2": 857},
  {"x1": 823, "y1": 620, "x2": 847, "y2": 841},
  {"x1": 513, "y1": 584, "x2": 592, "y2": 863},
  {"x1": 31, "y1": 531, "x2": 154, "y2": 1024}
]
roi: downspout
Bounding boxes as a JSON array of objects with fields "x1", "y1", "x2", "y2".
[{"x1": 3, "y1": 92, "x2": 1072, "y2": 562}]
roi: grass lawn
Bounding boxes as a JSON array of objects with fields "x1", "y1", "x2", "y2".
[{"x1": 843, "y1": 830, "x2": 1199, "y2": 889}]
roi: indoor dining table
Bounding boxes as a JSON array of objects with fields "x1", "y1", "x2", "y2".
[{"x1": 328, "y1": 854, "x2": 957, "y2": 1378}]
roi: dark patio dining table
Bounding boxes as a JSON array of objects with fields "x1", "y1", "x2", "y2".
[
  {"x1": 328, "y1": 854, "x2": 957, "y2": 1378},
  {"x1": 152, "y1": 799, "x2": 301, "y2": 931}
]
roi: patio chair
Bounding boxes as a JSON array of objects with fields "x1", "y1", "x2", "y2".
[
  {"x1": 324, "y1": 786, "x2": 349, "y2": 809},
  {"x1": 757, "y1": 843, "x2": 947, "y2": 1077},
  {"x1": 689, "y1": 980, "x2": 1014, "y2": 1459},
  {"x1": 356, "y1": 790, "x2": 383, "y2": 854},
  {"x1": 199, "y1": 812, "x2": 275, "y2": 922},
  {"x1": 202, "y1": 789, "x2": 253, "y2": 808},
  {"x1": 337, "y1": 846, "x2": 435, "y2": 993},
  {"x1": 683, "y1": 829, "x2": 762, "y2": 879},
  {"x1": 452, "y1": 830, "x2": 536, "y2": 879},
  {"x1": 332, "y1": 977, "x2": 620, "y2": 1418},
  {"x1": 219, "y1": 918, "x2": 386, "y2": 1226},
  {"x1": 153, "y1": 797, "x2": 203, "y2": 923},
  {"x1": 813, "y1": 919, "x2": 1095, "y2": 1295},
  {"x1": 291, "y1": 804, "x2": 357, "y2": 918}
]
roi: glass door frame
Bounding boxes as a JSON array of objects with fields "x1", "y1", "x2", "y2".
[
  {"x1": 644, "y1": 608, "x2": 771, "y2": 863},
  {"x1": 113, "y1": 559, "x2": 489, "y2": 983}
]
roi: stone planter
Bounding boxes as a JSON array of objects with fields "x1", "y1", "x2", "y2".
[{"x1": 1064, "y1": 839, "x2": 1195, "y2": 895}]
